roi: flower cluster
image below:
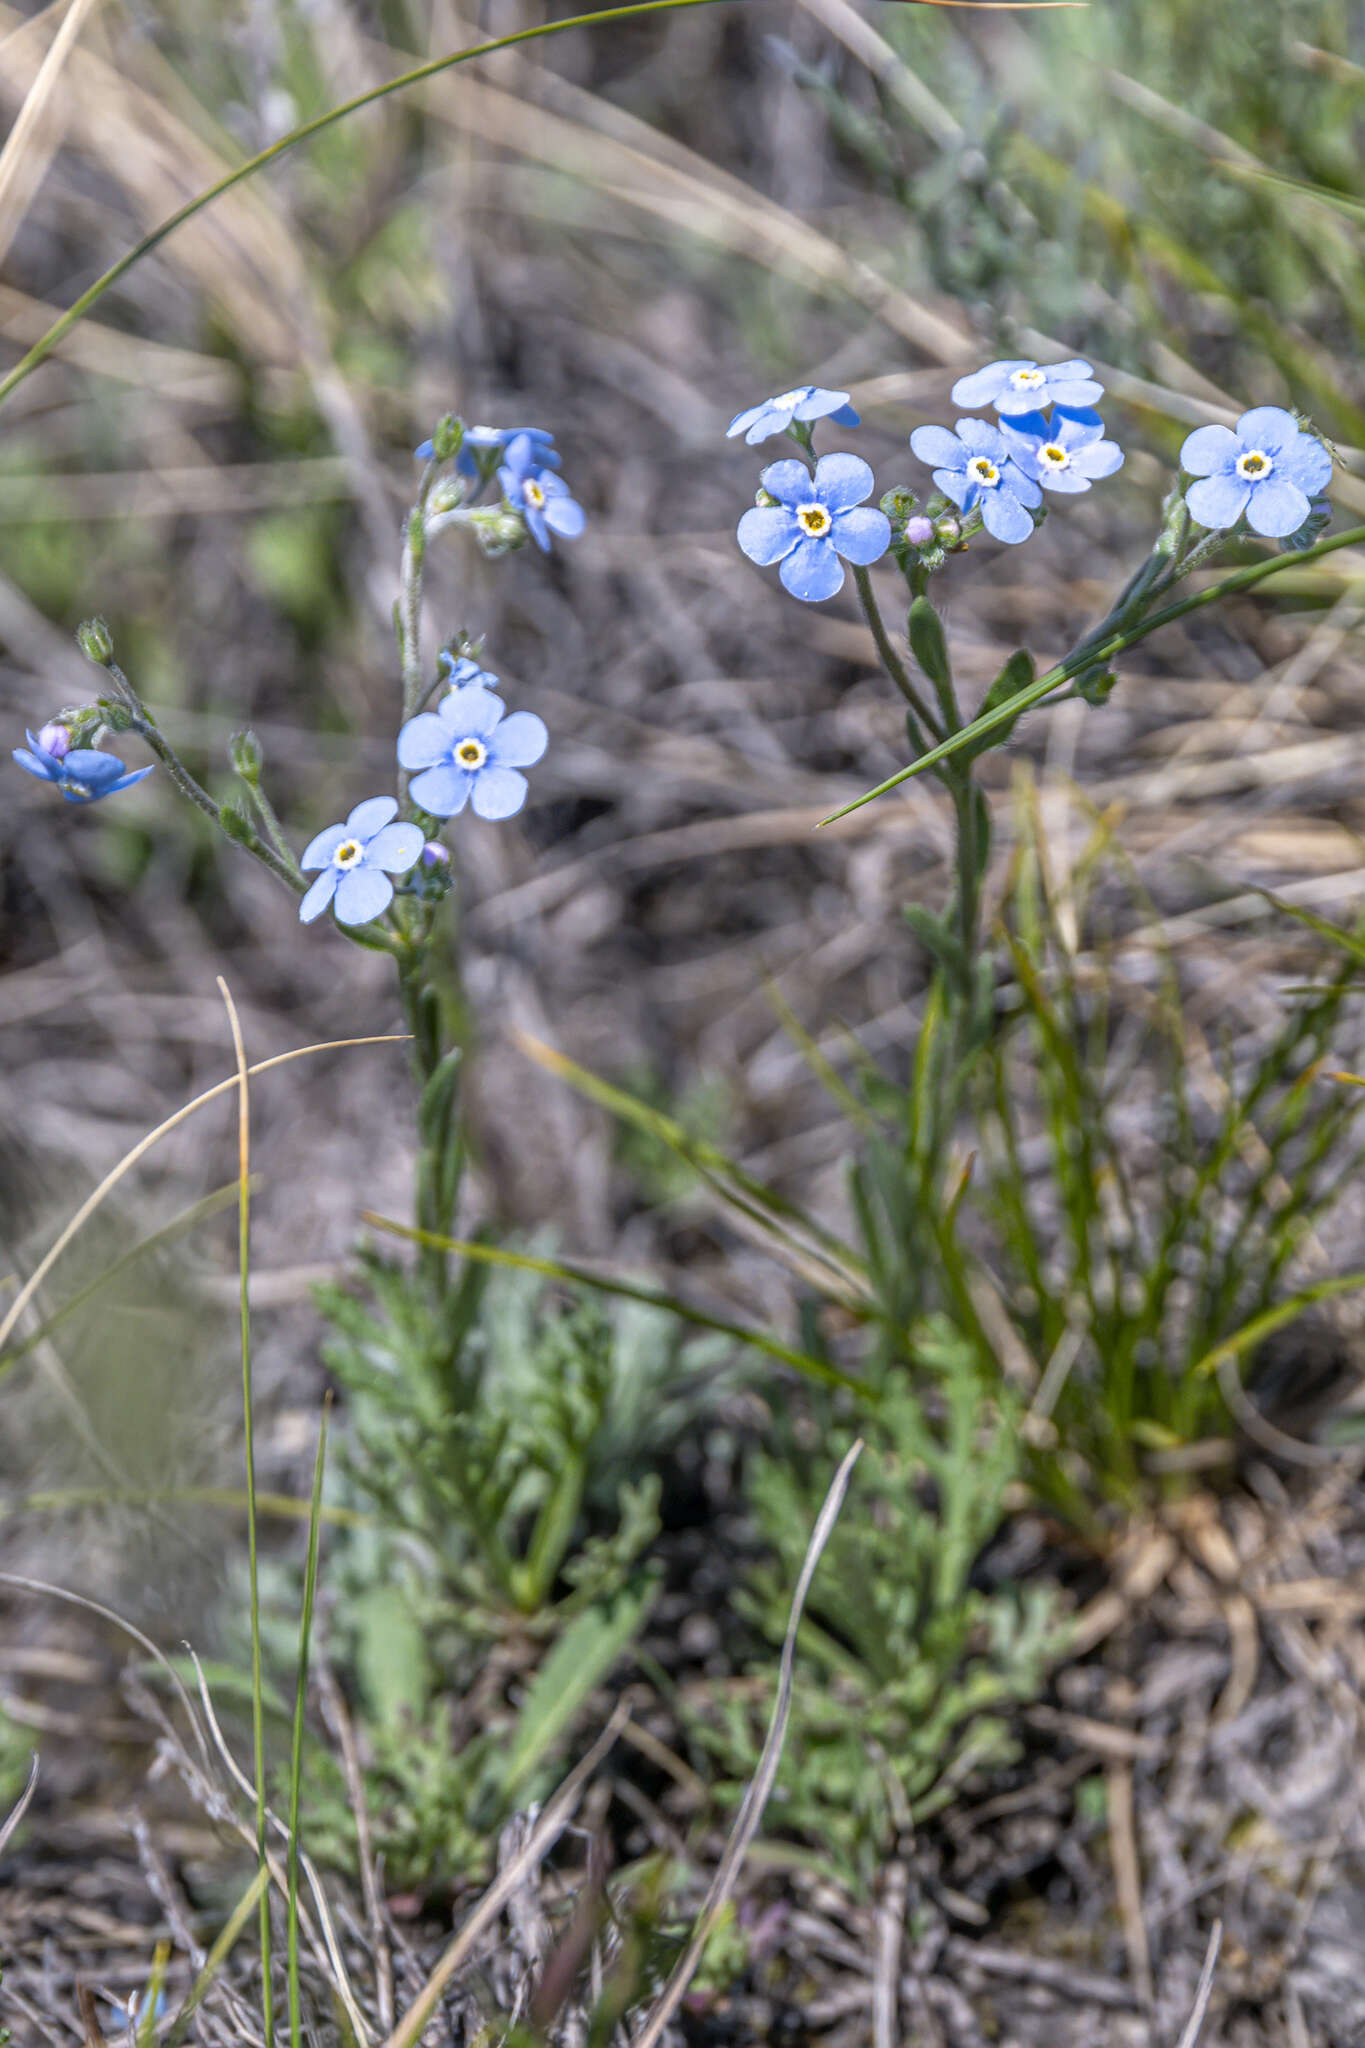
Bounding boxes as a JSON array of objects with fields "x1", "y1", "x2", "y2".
[{"x1": 13, "y1": 722, "x2": 152, "y2": 803}]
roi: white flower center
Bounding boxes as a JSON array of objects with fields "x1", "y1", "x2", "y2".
[
  {"x1": 1236, "y1": 448, "x2": 1272, "y2": 481},
  {"x1": 1039, "y1": 442, "x2": 1070, "y2": 471},
  {"x1": 775, "y1": 388, "x2": 807, "y2": 410},
  {"x1": 456, "y1": 737, "x2": 488, "y2": 771},
  {"x1": 1010, "y1": 367, "x2": 1046, "y2": 391},
  {"x1": 524, "y1": 479, "x2": 546, "y2": 509},
  {"x1": 966, "y1": 456, "x2": 1000, "y2": 488},
  {"x1": 797, "y1": 502, "x2": 832, "y2": 537},
  {"x1": 333, "y1": 838, "x2": 365, "y2": 869}
]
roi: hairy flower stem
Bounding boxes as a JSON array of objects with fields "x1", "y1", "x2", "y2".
[
  {"x1": 399, "y1": 461, "x2": 439, "y2": 720},
  {"x1": 852, "y1": 566, "x2": 943, "y2": 747}
]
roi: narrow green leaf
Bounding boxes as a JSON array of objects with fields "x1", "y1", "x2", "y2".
[{"x1": 501, "y1": 1578, "x2": 655, "y2": 1800}]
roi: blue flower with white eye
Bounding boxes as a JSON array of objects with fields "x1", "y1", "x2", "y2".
[
  {"x1": 726, "y1": 385, "x2": 859, "y2": 446},
  {"x1": 999, "y1": 408, "x2": 1124, "y2": 494},
  {"x1": 1179, "y1": 407, "x2": 1333, "y2": 538},
  {"x1": 498, "y1": 434, "x2": 584, "y2": 552},
  {"x1": 951, "y1": 358, "x2": 1104, "y2": 419},
  {"x1": 299, "y1": 796, "x2": 425, "y2": 925},
  {"x1": 414, "y1": 426, "x2": 559, "y2": 475},
  {"x1": 398, "y1": 684, "x2": 548, "y2": 820},
  {"x1": 439, "y1": 651, "x2": 500, "y2": 691},
  {"x1": 13, "y1": 727, "x2": 152, "y2": 803},
  {"x1": 737, "y1": 453, "x2": 890, "y2": 601},
  {"x1": 909, "y1": 420, "x2": 1042, "y2": 545}
]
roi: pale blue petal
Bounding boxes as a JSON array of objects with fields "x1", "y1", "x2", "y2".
[
  {"x1": 813, "y1": 452, "x2": 874, "y2": 511},
  {"x1": 1003, "y1": 462, "x2": 1042, "y2": 509},
  {"x1": 105, "y1": 766, "x2": 154, "y2": 795},
  {"x1": 1186, "y1": 473, "x2": 1249, "y2": 528},
  {"x1": 792, "y1": 387, "x2": 851, "y2": 422},
  {"x1": 1051, "y1": 407, "x2": 1105, "y2": 443},
  {"x1": 1071, "y1": 439, "x2": 1124, "y2": 479},
  {"x1": 727, "y1": 402, "x2": 765, "y2": 439},
  {"x1": 1180, "y1": 425, "x2": 1239, "y2": 476},
  {"x1": 1245, "y1": 477, "x2": 1310, "y2": 538},
  {"x1": 525, "y1": 504, "x2": 551, "y2": 550},
  {"x1": 758, "y1": 458, "x2": 814, "y2": 508},
  {"x1": 1032, "y1": 375, "x2": 1103, "y2": 413},
  {"x1": 301, "y1": 822, "x2": 349, "y2": 870},
  {"x1": 831, "y1": 505, "x2": 891, "y2": 565},
  {"x1": 300, "y1": 869, "x2": 340, "y2": 922},
  {"x1": 346, "y1": 794, "x2": 398, "y2": 840},
  {"x1": 13, "y1": 748, "x2": 50, "y2": 780},
  {"x1": 933, "y1": 469, "x2": 970, "y2": 508},
  {"x1": 738, "y1": 505, "x2": 799, "y2": 565},
  {"x1": 954, "y1": 417, "x2": 1007, "y2": 457},
  {"x1": 779, "y1": 535, "x2": 843, "y2": 601},
  {"x1": 438, "y1": 685, "x2": 504, "y2": 741},
  {"x1": 365, "y1": 821, "x2": 426, "y2": 873},
  {"x1": 488, "y1": 710, "x2": 548, "y2": 768},
  {"x1": 397, "y1": 712, "x2": 451, "y2": 770},
  {"x1": 910, "y1": 425, "x2": 964, "y2": 468},
  {"x1": 1276, "y1": 434, "x2": 1332, "y2": 495},
  {"x1": 410, "y1": 763, "x2": 471, "y2": 816},
  {"x1": 950, "y1": 361, "x2": 1020, "y2": 407},
  {"x1": 334, "y1": 867, "x2": 394, "y2": 924},
  {"x1": 544, "y1": 496, "x2": 585, "y2": 538},
  {"x1": 470, "y1": 765, "x2": 528, "y2": 819},
  {"x1": 64, "y1": 750, "x2": 124, "y2": 789},
  {"x1": 1037, "y1": 467, "x2": 1091, "y2": 494},
  {"x1": 1237, "y1": 406, "x2": 1300, "y2": 455},
  {"x1": 981, "y1": 491, "x2": 1034, "y2": 544}
]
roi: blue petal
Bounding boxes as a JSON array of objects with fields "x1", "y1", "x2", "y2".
[
  {"x1": 488, "y1": 710, "x2": 548, "y2": 768},
  {"x1": 831, "y1": 505, "x2": 891, "y2": 566},
  {"x1": 525, "y1": 503, "x2": 550, "y2": 550},
  {"x1": 1237, "y1": 406, "x2": 1300, "y2": 456},
  {"x1": 439, "y1": 685, "x2": 505, "y2": 740},
  {"x1": 346, "y1": 795, "x2": 399, "y2": 841},
  {"x1": 63, "y1": 749, "x2": 125, "y2": 789},
  {"x1": 737, "y1": 505, "x2": 799, "y2": 565},
  {"x1": 414, "y1": 439, "x2": 435, "y2": 460},
  {"x1": 398, "y1": 711, "x2": 451, "y2": 770},
  {"x1": 364, "y1": 821, "x2": 426, "y2": 873},
  {"x1": 301, "y1": 822, "x2": 349, "y2": 870},
  {"x1": 24, "y1": 728, "x2": 62, "y2": 771},
  {"x1": 954, "y1": 417, "x2": 1008, "y2": 458},
  {"x1": 334, "y1": 867, "x2": 394, "y2": 924},
  {"x1": 1186, "y1": 473, "x2": 1250, "y2": 529},
  {"x1": 300, "y1": 869, "x2": 340, "y2": 922},
  {"x1": 1245, "y1": 477, "x2": 1311, "y2": 538},
  {"x1": 949, "y1": 362, "x2": 1019, "y2": 408},
  {"x1": 104, "y1": 766, "x2": 154, "y2": 795},
  {"x1": 812, "y1": 452, "x2": 874, "y2": 511},
  {"x1": 758, "y1": 459, "x2": 814, "y2": 508},
  {"x1": 778, "y1": 535, "x2": 844, "y2": 602},
  {"x1": 932, "y1": 469, "x2": 970, "y2": 509},
  {"x1": 829, "y1": 404, "x2": 860, "y2": 427},
  {"x1": 410, "y1": 763, "x2": 471, "y2": 816},
  {"x1": 1036, "y1": 375, "x2": 1103, "y2": 413},
  {"x1": 1002, "y1": 462, "x2": 1042, "y2": 509},
  {"x1": 999, "y1": 410, "x2": 1050, "y2": 445},
  {"x1": 1051, "y1": 407, "x2": 1105, "y2": 442},
  {"x1": 501, "y1": 433, "x2": 536, "y2": 479},
  {"x1": 1180, "y1": 425, "x2": 1239, "y2": 477},
  {"x1": 470, "y1": 765, "x2": 529, "y2": 819},
  {"x1": 792, "y1": 387, "x2": 852, "y2": 422},
  {"x1": 1070, "y1": 439, "x2": 1124, "y2": 479},
  {"x1": 726, "y1": 402, "x2": 766, "y2": 440},
  {"x1": 980, "y1": 491, "x2": 1034, "y2": 544},
  {"x1": 544, "y1": 495, "x2": 585, "y2": 538},
  {"x1": 13, "y1": 747, "x2": 54, "y2": 781},
  {"x1": 1274, "y1": 434, "x2": 1332, "y2": 496},
  {"x1": 911, "y1": 424, "x2": 964, "y2": 468}
]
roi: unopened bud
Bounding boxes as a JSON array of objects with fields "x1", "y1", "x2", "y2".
[
  {"x1": 230, "y1": 728, "x2": 263, "y2": 784},
  {"x1": 96, "y1": 696, "x2": 135, "y2": 733},
  {"x1": 933, "y1": 516, "x2": 961, "y2": 545},
  {"x1": 218, "y1": 797, "x2": 255, "y2": 845},
  {"x1": 421, "y1": 841, "x2": 451, "y2": 868},
  {"x1": 904, "y1": 516, "x2": 935, "y2": 546},
  {"x1": 77, "y1": 617, "x2": 114, "y2": 665},
  {"x1": 431, "y1": 414, "x2": 465, "y2": 463},
  {"x1": 36, "y1": 721, "x2": 71, "y2": 760}
]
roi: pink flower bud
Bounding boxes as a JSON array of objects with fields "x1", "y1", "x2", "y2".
[{"x1": 37, "y1": 721, "x2": 71, "y2": 760}]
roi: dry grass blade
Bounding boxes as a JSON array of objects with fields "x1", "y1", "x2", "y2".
[
  {"x1": 0, "y1": 1751, "x2": 39, "y2": 1855},
  {"x1": 0, "y1": 0, "x2": 99, "y2": 269},
  {"x1": 0, "y1": 1033, "x2": 409, "y2": 1360},
  {"x1": 380, "y1": 1702, "x2": 631, "y2": 2048},
  {"x1": 630, "y1": 1439, "x2": 864, "y2": 2048},
  {"x1": 1174, "y1": 1921, "x2": 1223, "y2": 2048}
]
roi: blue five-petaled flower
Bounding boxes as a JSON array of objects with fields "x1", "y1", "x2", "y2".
[
  {"x1": 909, "y1": 420, "x2": 1042, "y2": 544},
  {"x1": 398, "y1": 684, "x2": 548, "y2": 820},
  {"x1": 951, "y1": 358, "x2": 1104, "y2": 418},
  {"x1": 726, "y1": 385, "x2": 860, "y2": 447},
  {"x1": 299, "y1": 796, "x2": 425, "y2": 925},
  {"x1": 1000, "y1": 408, "x2": 1125, "y2": 494},
  {"x1": 13, "y1": 727, "x2": 152, "y2": 803},
  {"x1": 498, "y1": 434, "x2": 584, "y2": 552},
  {"x1": 737, "y1": 453, "x2": 890, "y2": 601},
  {"x1": 440, "y1": 651, "x2": 500, "y2": 690},
  {"x1": 1179, "y1": 407, "x2": 1332, "y2": 538},
  {"x1": 414, "y1": 425, "x2": 560, "y2": 477}
]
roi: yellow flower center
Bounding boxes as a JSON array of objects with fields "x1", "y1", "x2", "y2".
[
  {"x1": 59, "y1": 777, "x2": 93, "y2": 801},
  {"x1": 334, "y1": 838, "x2": 364, "y2": 869},
  {"x1": 1040, "y1": 443, "x2": 1070, "y2": 470},
  {"x1": 1011, "y1": 367, "x2": 1045, "y2": 390},
  {"x1": 797, "y1": 503, "x2": 832, "y2": 537},
  {"x1": 457, "y1": 738, "x2": 488, "y2": 770},
  {"x1": 1236, "y1": 448, "x2": 1271, "y2": 480},
  {"x1": 966, "y1": 456, "x2": 1000, "y2": 488},
  {"x1": 524, "y1": 480, "x2": 546, "y2": 509}
]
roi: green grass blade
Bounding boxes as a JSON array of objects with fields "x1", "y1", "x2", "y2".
[
  {"x1": 358, "y1": 1212, "x2": 865, "y2": 1392},
  {"x1": 164, "y1": 1866, "x2": 271, "y2": 2048},
  {"x1": 287, "y1": 1397, "x2": 330, "y2": 2048}
]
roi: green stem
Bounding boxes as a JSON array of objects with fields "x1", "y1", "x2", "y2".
[
  {"x1": 400, "y1": 467, "x2": 438, "y2": 720},
  {"x1": 244, "y1": 781, "x2": 304, "y2": 883},
  {"x1": 852, "y1": 565, "x2": 943, "y2": 745}
]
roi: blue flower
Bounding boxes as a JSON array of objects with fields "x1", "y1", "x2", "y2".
[
  {"x1": 498, "y1": 434, "x2": 584, "y2": 552},
  {"x1": 13, "y1": 728, "x2": 152, "y2": 804},
  {"x1": 398, "y1": 683, "x2": 548, "y2": 820},
  {"x1": 736, "y1": 452, "x2": 890, "y2": 601},
  {"x1": 950, "y1": 358, "x2": 1104, "y2": 419},
  {"x1": 299, "y1": 796, "x2": 425, "y2": 925},
  {"x1": 909, "y1": 420, "x2": 1042, "y2": 544},
  {"x1": 999, "y1": 408, "x2": 1124, "y2": 493},
  {"x1": 454, "y1": 426, "x2": 559, "y2": 479},
  {"x1": 1180, "y1": 407, "x2": 1333, "y2": 538},
  {"x1": 439, "y1": 651, "x2": 500, "y2": 690},
  {"x1": 726, "y1": 386, "x2": 859, "y2": 446}
]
